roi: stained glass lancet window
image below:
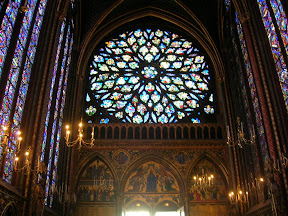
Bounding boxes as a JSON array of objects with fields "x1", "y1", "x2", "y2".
[
  {"x1": 40, "y1": 16, "x2": 74, "y2": 207},
  {"x1": 235, "y1": 13, "x2": 270, "y2": 164},
  {"x1": 0, "y1": 0, "x2": 48, "y2": 182},
  {"x1": 257, "y1": 0, "x2": 288, "y2": 110},
  {"x1": 86, "y1": 29, "x2": 215, "y2": 124},
  {"x1": 0, "y1": 0, "x2": 21, "y2": 79},
  {"x1": 224, "y1": 0, "x2": 231, "y2": 11}
]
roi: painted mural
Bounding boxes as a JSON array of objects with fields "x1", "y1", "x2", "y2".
[
  {"x1": 113, "y1": 150, "x2": 129, "y2": 165},
  {"x1": 77, "y1": 159, "x2": 116, "y2": 202},
  {"x1": 125, "y1": 162, "x2": 179, "y2": 193},
  {"x1": 175, "y1": 151, "x2": 190, "y2": 165},
  {"x1": 189, "y1": 159, "x2": 227, "y2": 202}
]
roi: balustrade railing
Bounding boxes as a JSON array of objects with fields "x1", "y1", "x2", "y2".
[{"x1": 81, "y1": 123, "x2": 224, "y2": 140}]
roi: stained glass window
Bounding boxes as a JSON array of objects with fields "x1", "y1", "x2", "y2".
[
  {"x1": 86, "y1": 29, "x2": 215, "y2": 124},
  {"x1": 225, "y1": 0, "x2": 231, "y2": 11},
  {"x1": 0, "y1": 0, "x2": 48, "y2": 183},
  {"x1": 40, "y1": 11, "x2": 74, "y2": 205},
  {"x1": 0, "y1": 0, "x2": 21, "y2": 79},
  {"x1": 235, "y1": 13, "x2": 270, "y2": 162},
  {"x1": 257, "y1": 0, "x2": 288, "y2": 110}
]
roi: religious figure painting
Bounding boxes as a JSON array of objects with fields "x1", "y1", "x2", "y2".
[
  {"x1": 77, "y1": 158, "x2": 115, "y2": 202},
  {"x1": 175, "y1": 151, "x2": 189, "y2": 165},
  {"x1": 113, "y1": 151, "x2": 129, "y2": 165},
  {"x1": 189, "y1": 159, "x2": 227, "y2": 202},
  {"x1": 125, "y1": 162, "x2": 179, "y2": 193}
]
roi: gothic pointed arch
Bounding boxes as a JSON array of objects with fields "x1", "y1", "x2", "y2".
[
  {"x1": 186, "y1": 153, "x2": 229, "y2": 202},
  {"x1": 78, "y1": 8, "x2": 224, "y2": 81},
  {"x1": 121, "y1": 154, "x2": 185, "y2": 210},
  {"x1": 75, "y1": 153, "x2": 118, "y2": 203}
]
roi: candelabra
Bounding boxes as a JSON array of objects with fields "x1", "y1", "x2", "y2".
[
  {"x1": 282, "y1": 153, "x2": 288, "y2": 169},
  {"x1": 251, "y1": 177, "x2": 264, "y2": 191},
  {"x1": 1, "y1": 123, "x2": 21, "y2": 174},
  {"x1": 14, "y1": 147, "x2": 46, "y2": 175},
  {"x1": 226, "y1": 117, "x2": 256, "y2": 148},
  {"x1": 1, "y1": 123, "x2": 46, "y2": 175},
  {"x1": 192, "y1": 168, "x2": 214, "y2": 189},
  {"x1": 56, "y1": 185, "x2": 77, "y2": 204},
  {"x1": 93, "y1": 176, "x2": 115, "y2": 189},
  {"x1": 228, "y1": 187, "x2": 249, "y2": 204},
  {"x1": 64, "y1": 121, "x2": 95, "y2": 148}
]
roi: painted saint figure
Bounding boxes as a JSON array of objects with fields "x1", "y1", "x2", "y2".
[{"x1": 146, "y1": 170, "x2": 158, "y2": 192}]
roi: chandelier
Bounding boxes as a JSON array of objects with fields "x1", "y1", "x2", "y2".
[
  {"x1": 192, "y1": 168, "x2": 214, "y2": 189},
  {"x1": 1, "y1": 122, "x2": 46, "y2": 174},
  {"x1": 228, "y1": 188, "x2": 249, "y2": 204},
  {"x1": 227, "y1": 117, "x2": 256, "y2": 148},
  {"x1": 64, "y1": 121, "x2": 95, "y2": 148}
]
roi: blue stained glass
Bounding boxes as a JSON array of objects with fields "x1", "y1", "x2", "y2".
[
  {"x1": 1, "y1": 0, "x2": 38, "y2": 131},
  {"x1": 41, "y1": 21, "x2": 65, "y2": 161},
  {"x1": 270, "y1": 0, "x2": 288, "y2": 54},
  {"x1": 45, "y1": 26, "x2": 70, "y2": 200},
  {"x1": 191, "y1": 118, "x2": 200, "y2": 123},
  {"x1": 2, "y1": 0, "x2": 48, "y2": 182},
  {"x1": 224, "y1": 0, "x2": 231, "y2": 11},
  {"x1": 257, "y1": 0, "x2": 288, "y2": 110},
  {"x1": 46, "y1": 28, "x2": 73, "y2": 207},
  {"x1": 87, "y1": 29, "x2": 214, "y2": 123},
  {"x1": 0, "y1": 1, "x2": 21, "y2": 78},
  {"x1": 49, "y1": 34, "x2": 73, "y2": 207},
  {"x1": 236, "y1": 13, "x2": 270, "y2": 163}
]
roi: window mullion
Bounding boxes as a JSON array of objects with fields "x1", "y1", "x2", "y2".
[
  {"x1": 43, "y1": 24, "x2": 68, "y2": 164},
  {"x1": 266, "y1": 0, "x2": 288, "y2": 66},
  {"x1": 0, "y1": 1, "x2": 24, "y2": 102},
  {"x1": 0, "y1": 0, "x2": 9, "y2": 23}
]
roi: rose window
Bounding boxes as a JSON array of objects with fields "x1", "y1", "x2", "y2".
[{"x1": 85, "y1": 29, "x2": 215, "y2": 123}]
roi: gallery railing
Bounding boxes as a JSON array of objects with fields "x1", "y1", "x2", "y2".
[{"x1": 79, "y1": 123, "x2": 224, "y2": 140}]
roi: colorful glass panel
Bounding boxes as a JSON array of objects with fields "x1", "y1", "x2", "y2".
[
  {"x1": 225, "y1": 0, "x2": 231, "y2": 11},
  {"x1": 0, "y1": 0, "x2": 21, "y2": 78},
  {"x1": 269, "y1": 0, "x2": 288, "y2": 55},
  {"x1": 45, "y1": 25, "x2": 70, "y2": 205},
  {"x1": 235, "y1": 13, "x2": 270, "y2": 162},
  {"x1": 87, "y1": 29, "x2": 214, "y2": 123},
  {"x1": 48, "y1": 35, "x2": 73, "y2": 207},
  {"x1": 257, "y1": 0, "x2": 288, "y2": 110},
  {"x1": 41, "y1": 21, "x2": 66, "y2": 162},
  {"x1": 3, "y1": 0, "x2": 48, "y2": 182}
]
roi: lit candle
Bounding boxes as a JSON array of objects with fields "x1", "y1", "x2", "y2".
[
  {"x1": 226, "y1": 126, "x2": 230, "y2": 138},
  {"x1": 25, "y1": 151, "x2": 29, "y2": 164},
  {"x1": 241, "y1": 122, "x2": 244, "y2": 134},
  {"x1": 91, "y1": 127, "x2": 95, "y2": 139},
  {"x1": 17, "y1": 137, "x2": 22, "y2": 151},
  {"x1": 14, "y1": 156, "x2": 19, "y2": 168}
]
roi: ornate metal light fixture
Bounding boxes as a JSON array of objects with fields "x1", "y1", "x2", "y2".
[
  {"x1": 1, "y1": 122, "x2": 46, "y2": 174},
  {"x1": 192, "y1": 168, "x2": 214, "y2": 189},
  {"x1": 228, "y1": 187, "x2": 249, "y2": 204},
  {"x1": 226, "y1": 117, "x2": 256, "y2": 148},
  {"x1": 64, "y1": 121, "x2": 95, "y2": 148}
]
